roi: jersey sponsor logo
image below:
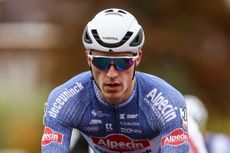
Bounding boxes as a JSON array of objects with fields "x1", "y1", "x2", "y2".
[
  {"x1": 41, "y1": 127, "x2": 63, "y2": 146},
  {"x1": 144, "y1": 88, "x2": 177, "y2": 124},
  {"x1": 89, "y1": 119, "x2": 102, "y2": 125},
  {"x1": 119, "y1": 114, "x2": 126, "y2": 119},
  {"x1": 105, "y1": 123, "x2": 113, "y2": 132},
  {"x1": 119, "y1": 114, "x2": 139, "y2": 120},
  {"x1": 120, "y1": 121, "x2": 140, "y2": 127},
  {"x1": 121, "y1": 128, "x2": 142, "y2": 134},
  {"x1": 48, "y1": 82, "x2": 84, "y2": 118},
  {"x1": 92, "y1": 134, "x2": 150, "y2": 152},
  {"x1": 179, "y1": 108, "x2": 188, "y2": 129},
  {"x1": 43, "y1": 102, "x2": 48, "y2": 125},
  {"x1": 91, "y1": 110, "x2": 111, "y2": 118},
  {"x1": 127, "y1": 114, "x2": 138, "y2": 119},
  {"x1": 161, "y1": 128, "x2": 189, "y2": 146},
  {"x1": 83, "y1": 126, "x2": 100, "y2": 132}
]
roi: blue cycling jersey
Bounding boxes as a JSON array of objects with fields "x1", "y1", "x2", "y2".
[{"x1": 41, "y1": 71, "x2": 189, "y2": 153}]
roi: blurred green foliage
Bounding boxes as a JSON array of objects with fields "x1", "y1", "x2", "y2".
[{"x1": 0, "y1": 87, "x2": 48, "y2": 153}]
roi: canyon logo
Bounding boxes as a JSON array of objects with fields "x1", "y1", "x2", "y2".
[
  {"x1": 92, "y1": 134, "x2": 150, "y2": 152},
  {"x1": 41, "y1": 127, "x2": 63, "y2": 146},
  {"x1": 161, "y1": 128, "x2": 189, "y2": 146}
]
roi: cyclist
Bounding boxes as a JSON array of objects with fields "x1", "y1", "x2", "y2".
[
  {"x1": 41, "y1": 8, "x2": 189, "y2": 153},
  {"x1": 184, "y1": 95, "x2": 208, "y2": 153},
  {"x1": 185, "y1": 94, "x2": 230, "y2": 153},
  {"x1": 205, "y1": 132, "x2": 230, "y2": 153}
]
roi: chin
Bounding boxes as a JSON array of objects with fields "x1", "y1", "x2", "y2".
[{"x1": 103, "y1": 93, "x2": 123, "y2": 104}]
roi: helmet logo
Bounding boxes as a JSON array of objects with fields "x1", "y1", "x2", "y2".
[
  {"x1": 102, "y1": 36, "x2": 118, "y2": 41},
  {"x1": 109, "y1": 49, "x2": 113, "y2": 52}
]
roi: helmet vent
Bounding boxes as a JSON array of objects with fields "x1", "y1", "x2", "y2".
[
  {"x1": 83, "y1": 28, "x2": 92, "y2": 44},
  {"x1": 118, "y1": 10, "x2": 126, "y2": 14},
  {"x1": 91, "y1": 29, "x2": 133, "y2": 48},
  {"x1": 105, "y1": 9, "x2": 114, "y2": 13},
  {"x1": 130, "y1": 29, "x2": 143, "y2": 46}
]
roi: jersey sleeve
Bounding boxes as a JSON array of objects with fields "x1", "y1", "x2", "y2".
[
  {"x1": 159, "y1": 96, "x2": 189, "y2": 153},
  {"x1": 41, "y1": 87, "x2": 73, "y2": 153},
  {"x1": 41, "y1": 74, "x2": 89, "y2": 153},
  {"x1": 41, "y1": 101, "x2": 72, "y2": 153},
  {"x1": 41, "y1": 73, "x2": 92, "y2": 153}
]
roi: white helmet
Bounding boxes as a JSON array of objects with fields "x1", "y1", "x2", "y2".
[
  {"x1": 82, "y1": 8, "x2": 145, "y2": 54},
  {"x1": 184, "y1": 94, "x2": 208, "y2": 130}
]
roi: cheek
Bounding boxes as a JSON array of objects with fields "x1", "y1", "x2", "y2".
[
  {"x1": 91, "y1": 67, "x2": 104, "y2": 84},
  {"x1": 122, "y1": 68, "x2": 134, "y2": 83}
]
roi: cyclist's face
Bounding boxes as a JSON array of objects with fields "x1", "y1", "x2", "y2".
[{"x1": 87, "y1": 50, "x2": 142, "y2": 104}]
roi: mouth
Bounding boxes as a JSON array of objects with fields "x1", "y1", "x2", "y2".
[
  {"x1": 104, "y1": 83, "x2": 121, "y2": 92},
  {"x1": 107, "y1": 83, "x2": 119, "y2": 87}
]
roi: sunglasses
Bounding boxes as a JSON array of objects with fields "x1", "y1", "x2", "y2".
[{"x1": 88, "y1": 53, "x2": 138, "y2": 71}]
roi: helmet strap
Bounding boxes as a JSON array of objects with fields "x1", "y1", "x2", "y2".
[
  {"x1": 132, "y1": 62, "x2": 136, "y2": 80},
  {"x1": 90, "y1": 65, "x2": 102, "y2": 92}
]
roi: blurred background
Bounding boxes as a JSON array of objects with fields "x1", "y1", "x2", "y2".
[{"x1": 0, "y1": 0, "x2": 230, "y2": 152}]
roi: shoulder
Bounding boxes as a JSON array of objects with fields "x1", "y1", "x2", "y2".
[
  {"x1": 136, "y1": 71, "x2": 187, "y2": 128},
  {"x1": 47, "y1": 71, "x2": 92, "y2": 104},
  {"x1": 136, "y1": 71, "x2": 173, "y2": 90},
  {"x1": 45, "y1": 71, "x2": 93, "y2": 126},
  {"x1": 136, "y1": 71, "x2": 177, "y2": 90},
  {"x1": 50, "y1": 71, "x2": 92, "y2": 94},
  {"x1": 136, "y1": 71, "x2": 185, "y2": 106}
]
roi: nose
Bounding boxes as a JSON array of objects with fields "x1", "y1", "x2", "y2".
[{"x1": 106, "y1": 65, "x2": 118, "y2": 78}]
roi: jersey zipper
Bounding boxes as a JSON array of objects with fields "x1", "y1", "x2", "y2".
[{"x1": 113, "y1": 105, "x2": 119, "y2": 134}]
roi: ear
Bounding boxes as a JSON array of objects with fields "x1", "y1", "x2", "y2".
[
  {"x1": 135, "y1": 50, "x2": 142, "y2": 66},
  {"x1": 85, "y1": 50, "x2": 91, "y2": 66}
]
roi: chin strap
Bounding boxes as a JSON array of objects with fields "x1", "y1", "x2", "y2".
[
  {"x1": 90, "y1": 65, "x2": 102, "y2": 92},
  {"x1": 132, "y1": 62, "x2": 136, "y2": 80}
]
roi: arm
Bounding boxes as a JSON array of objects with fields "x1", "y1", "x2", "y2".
[
  {"x1": 41, "y1": 102, "x2": 72, "y2": 153},
  {"x1": 160, "y1": 127, "x2": 189, "y2": 152},
  {"x1": 159, "y1": 107, "x2": 189, "y2": 152},
  {"x1": 41, "y1": 76, "x2": 88, "y2": 153}
]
